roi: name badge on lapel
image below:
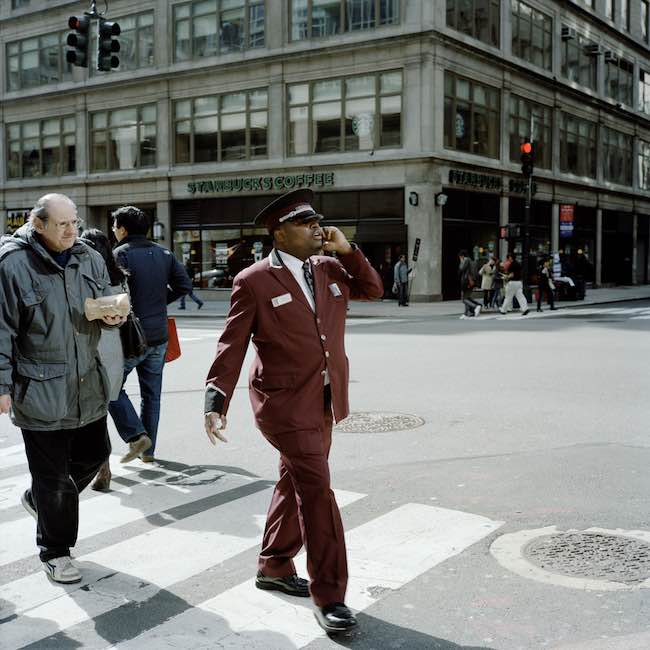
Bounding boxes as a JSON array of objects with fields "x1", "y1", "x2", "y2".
[
  {"x1": 271, "y1": 293, "x2": 293, "y2": 308},
  {"x1": 329, "y1": 283, "x2": 342, "y2": 297}
]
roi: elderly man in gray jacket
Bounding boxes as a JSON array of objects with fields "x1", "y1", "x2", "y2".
[{"x1": 0, "y1": 193, "x2": 124, "y2": 584}]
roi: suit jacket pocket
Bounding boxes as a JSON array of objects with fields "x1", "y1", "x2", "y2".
[{"x1": 15, "y1": 359, "x2": 68, "y2": 421}]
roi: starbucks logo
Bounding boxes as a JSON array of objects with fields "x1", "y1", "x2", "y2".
[{"x1": 352, "y1": 112, "x2": 374, "y2": 137}]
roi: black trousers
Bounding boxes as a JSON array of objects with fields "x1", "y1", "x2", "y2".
[
  {"x1": 537, "y1": 284, "x2": 555, "y2": 310},
  {"x1": 397, "y1": 281, "x2": 408, "y2": 305},
  {"x1": 21, "y1": 417, "x2": 110, "y2": 561}
]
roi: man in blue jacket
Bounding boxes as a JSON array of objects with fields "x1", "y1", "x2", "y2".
[{"x1": 109, "y1": 206, "x2": 191, "y2": 463}]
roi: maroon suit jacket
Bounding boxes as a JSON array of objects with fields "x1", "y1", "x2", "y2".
[{"x1": 205, "y1": 247, "x2": 383, "y2": 435}]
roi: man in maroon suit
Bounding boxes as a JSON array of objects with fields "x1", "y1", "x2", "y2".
[{"x1": 204, "y1": 188, "x2": 383, "y2": 633}]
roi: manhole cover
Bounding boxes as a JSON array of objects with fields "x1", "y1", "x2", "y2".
[
  {"x1": 334, "y1": 412, "x2": 424, "y2": 433},
  {"x1": 524, "y1": 532, "x2": 650, "y2": 584}
]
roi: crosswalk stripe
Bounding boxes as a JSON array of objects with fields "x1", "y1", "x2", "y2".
[
  {"x1": 0, "y1": 462, "x2": 258, "y2": 566},
  {"x1": 117, "y1": 504, "x2": 503, "y2": 649},
  {"x1": 0, "y1": 443, "x2": 25, "y2": 470},
  {"x1": 0, "y1": 489, "x2": 365, "y2": 648}
]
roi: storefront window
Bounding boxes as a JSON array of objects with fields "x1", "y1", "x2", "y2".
[
  {"x1": 510, "y1": 0, "x2": 552, "y2": 71},
  {"x1": 91, "y1": 105, "x2": 157, "y2": 171},
  {"x1": 173, "y1": 89, "x2": 267, "y2": 164},
  {"x1": 173, "y1": 0, "x2": 265, "y2": 61},
  {"x1": 444, "y1": 72, "x2": 500, "y2": 158},
  {"x1": 6, "y1": 116, "x2": 76, "y2": 179},
  {"x1": 90, "y1": 11, "x2": 154, "y2": 74},
  {"x1": 6, "y1": 32, "x2": 72, "y2": 92},
  {"x1": 509, "y1": 95, "x2": 552, "y2": 169},
  {"x1": 559, "y1": 112, "x2": 597, "y2": 179},
  {"x1": 446, "y1": 0, "x2": 500, "y2": 47},
  {"x1": 288, "y1": 70, "x2": 402, "y2": 155},
  {"x1": 290, "y1": 0, "x2": 399, "y2": 41},
  {"x1": 561, "y1": 31, "x2": 598, "y2": 91},
  {"x1": 602, "y1": 127, "x2": 632, "y2": 186},
  {"x1": 639, "y1": 140, "x2": 650, "y2": 190}
]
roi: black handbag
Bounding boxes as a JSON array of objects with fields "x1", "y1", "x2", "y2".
[{"x1": 120, "y1": 312, "x2": 148, "y2": 359}]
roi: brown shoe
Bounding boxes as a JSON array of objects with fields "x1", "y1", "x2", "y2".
[
  {"x1": 91, "y1": 460, "x2": 111, "y2": 492},
  {"x1": 120, "y1": 435, "x2": 152, "y2": 463},
  {"x1": 140, "y1": 454, "x2": 155, "y2": 463}
]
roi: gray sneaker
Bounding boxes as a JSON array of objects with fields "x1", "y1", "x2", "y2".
[
  {"x1": 120, "y1": 435, "x2": 152, "y2": 463},
  {"x1": 42, "y1": 556, "x2": 81, "y2": 584}
]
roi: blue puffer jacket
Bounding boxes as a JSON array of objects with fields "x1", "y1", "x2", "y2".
[{"x1": 114, "y1": 236, "x2": 191, "y2": 346}]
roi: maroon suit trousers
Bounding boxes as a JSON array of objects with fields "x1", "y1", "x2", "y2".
[{"x1": 258, "y1": 390, "x2": 348, "y2": 607}]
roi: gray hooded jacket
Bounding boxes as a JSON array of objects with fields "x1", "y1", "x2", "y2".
[{"x1": 0, "y1": 224, "x2": 114, "y2": 431}]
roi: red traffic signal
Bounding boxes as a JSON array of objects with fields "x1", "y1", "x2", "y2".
[
  {"x1": 520, "y1": 139, "x2": 534, "y2": 177},
  {"x1": 66, "y1": 15, "x2": 90, "y2": 68}
]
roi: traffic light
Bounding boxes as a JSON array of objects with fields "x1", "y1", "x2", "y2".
[
  {"x1": 520, "y1": 140, "x2": 534, "y2": 177},
  {"x1": 66, "y1": 15, "x2": 90, "y2": 68},
  {"x1": 97, "y1": 18, "x2": 121, "y2": 72}
]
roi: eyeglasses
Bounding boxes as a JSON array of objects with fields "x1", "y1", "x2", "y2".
[{"x1": 51, "y1": 218, "x2": 83, "y2": 232}]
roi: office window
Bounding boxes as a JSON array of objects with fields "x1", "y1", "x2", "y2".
[
  {"x1": 174, "y1": 0, "x2": 265, "y2": 61},
  {"x1": 91, "y1": 11, "x2": 154, "y2": 73},
  {"x1": 91, "y1": 105, "x2": 157, "y2": 171},
  {"x1": 621, "y1": 0, "x2": 630, "y2": 31},
  {"x1": 446, "y1": 0, "x2": 500, "y2": 47},
  {"x1": 606, "y1": 0, "x2": 615, "y2": 20},
  {"x1": 640, "y1": 69, "x2": 650, "y2": 115},
  {"x1": 12, "y1": 0, "x2": 30, "y2": 8},
  {"x1": 7, "y1": 117, "x2": 76, "y2": 179},
  {"x1": 559, "y1": 112, "x2": 597, "y2": 178},
  {"x1": 605, "y1": 56, "x2": 633, "y2": 105},
  {"x1": 444, "y1": 72, "x2": 500, "y2": 158},
  {"x1": 288, "y1": 70, "x2": 401, "y2": 154},
  {"x1": 602, "y1": 127, "x2": 632, "y2": 185},
  {"x1": 174, "y1": 89, "x2": 267, "y2": 163},
  {"x1": 509, "y1": 95, "x2": 552, "y2": 169},
  {"x1": 511, "y1": 0, "x2": 552, "y2": 70},
  {"x1": 642, "y1": 1, "x2": 649, "y2": 42},
  {"x1": 6, "y1": 32, "x2": 73, "y2": 91},
  {"x1": 290, "y1": 0, "x2": 399, "y2": 40},
  {"x1": 638, "y1": 140, "x2": 650, "y2": 189},
  {"x1": 561, "y1": 32, "x2": 598, "y2": 91}
]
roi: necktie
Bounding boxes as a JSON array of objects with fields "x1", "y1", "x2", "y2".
[{"x1": 302, "y1": 260, "x2": 315, "y2": 299}]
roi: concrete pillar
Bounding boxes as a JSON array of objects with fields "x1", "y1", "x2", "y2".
[
  {"x1": 632, "y1": 213, "x2": 638, "y2": 284},
  {"x1": 157, "y1": 96, "x2": 170, "y2": 169},
  {"x1": 267, "y1": 66, "x2": 284, "y2": 161},
  {"x1": 405, "y1": 183, "x2": 439, "y2": 301},
  {"x1": 156, "y1": 200, "x2": 171, "y2": 250},
  {"x1": 155, "y1": 0, "x2": 170, "y2": 67},
  {"x1": 403, "y1": 57, "x2": 422, "y2": 153},
  {"x1": 266, "y1": 0, "x2": 284, "y2": 50},
  {"x1": 551, "y1": 202, "x2": 560, "y2": 253},
  {"x1": 499, "y1": 195, "x2": 509, "y2": 260},
  {"x1": 596, "y1": 208, "x2": 603, "y2": 286}
]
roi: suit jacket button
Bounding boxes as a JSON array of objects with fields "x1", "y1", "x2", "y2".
[
  {"x1": 324, "y1": 351, "x2": 330, "y2": 358},
  {"x1": 321, "y1": 370, "x2": 326, "y2": 376},
  {"x1": 320, "y1": 334, "x2": 326, "y2": 340}
]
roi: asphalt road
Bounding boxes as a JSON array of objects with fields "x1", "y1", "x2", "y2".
[{"x1": 1, "y1": 300, "x2": 649, "y2": 649}]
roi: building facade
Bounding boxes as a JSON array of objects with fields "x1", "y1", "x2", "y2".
[{"x1": 1, "y1": 0, "x2": 649, "y2": 300}]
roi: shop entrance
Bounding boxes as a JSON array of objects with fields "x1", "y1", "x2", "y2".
[{"x1": 442, "y1": 190, "x2": 499, "y2": 300}]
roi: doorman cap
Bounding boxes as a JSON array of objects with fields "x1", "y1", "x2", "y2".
[{"x1": 254, "y1": 188, "x2": 323, "y2": 232}]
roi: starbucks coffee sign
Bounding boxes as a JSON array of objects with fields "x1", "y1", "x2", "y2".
[{"x1": 187, "y1": 172, "x2": 335, "y2": 195}]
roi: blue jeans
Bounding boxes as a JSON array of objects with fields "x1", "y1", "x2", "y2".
[{"x1": 108, "y1": 342, "x2": 167, "y2": 456}]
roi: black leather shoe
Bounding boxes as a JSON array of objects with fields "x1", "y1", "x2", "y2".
[
  {"x1": 314, "y1": 602, "x2": 358, "y2": 633},
  {"x1": 255, "y1": 571, "x2": 310, "y2": 597}
]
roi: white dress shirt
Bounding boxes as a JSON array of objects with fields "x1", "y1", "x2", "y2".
[{"x1": 275, "y1": 250, "x2": 316, "y2": 312}]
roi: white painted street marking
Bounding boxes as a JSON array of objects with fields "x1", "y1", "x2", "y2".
[
  {"x1": 0, "y1": 443, "x2": 25, "y2": 470},
  {"x1": 0, "y1": 489, "x2": 365, "y2": 649},
  {"x1": 118, "y1": 504, "x2": 503, "y2": 649}
]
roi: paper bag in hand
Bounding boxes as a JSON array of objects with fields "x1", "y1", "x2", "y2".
[{"x1": 84, "y1": 293, "x2": 131, "y2": 321}]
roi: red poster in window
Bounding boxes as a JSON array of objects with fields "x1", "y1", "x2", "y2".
[{"x1": 559, "y1": 204, "x2": 574, "y2": 238}]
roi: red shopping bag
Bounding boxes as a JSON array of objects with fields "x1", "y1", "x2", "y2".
[{"x1": 165, "y1": 317, "x2": 181, "y2": 363}]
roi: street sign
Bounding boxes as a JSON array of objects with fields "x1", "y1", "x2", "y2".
[
  {"x1": 560, "y1": 204, "x2": 574, "y2": 238},
  {"x1": 412, "y1": 238, "x2": 421, "y2": 262}
]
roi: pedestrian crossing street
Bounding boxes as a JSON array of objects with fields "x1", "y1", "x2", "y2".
[{"x1": 0, "y1": 442, "x2": 504, "y2": 649}]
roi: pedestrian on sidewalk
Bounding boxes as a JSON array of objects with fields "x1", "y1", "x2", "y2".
[
  {"x1": 203, "y1": 188, "x2": 383, "y2": 634},
  {"x1": 393, "y1": 254, "x2": 410, "y2": 306},
  {"x1": 536, "y1": 257, "x2": 556, "y2": 312},
  {"x1": 490, "y1": 257, "x2": 504, "y2": 309},
  {"x1": 458, "y1": 250, "x2": 481, "y2": 318},
  {"x1": 479, "y1": 256, "x2": 497, "y2": 309},
  {"x1": 179, "y1": 259, "x2": 204, "y2": 310},
  {"x1": 109, "y1": 206, "x2": 191, "y2": 464},
  {"x1": 80, "y1": 228, "x2": 129, "y2": 491},
  {"x1": 0, "y1": 194, "x2": 125, "y2": 584},
  {"x1": 500, "y1": 253, "x2": 529, "y2": 316}
]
